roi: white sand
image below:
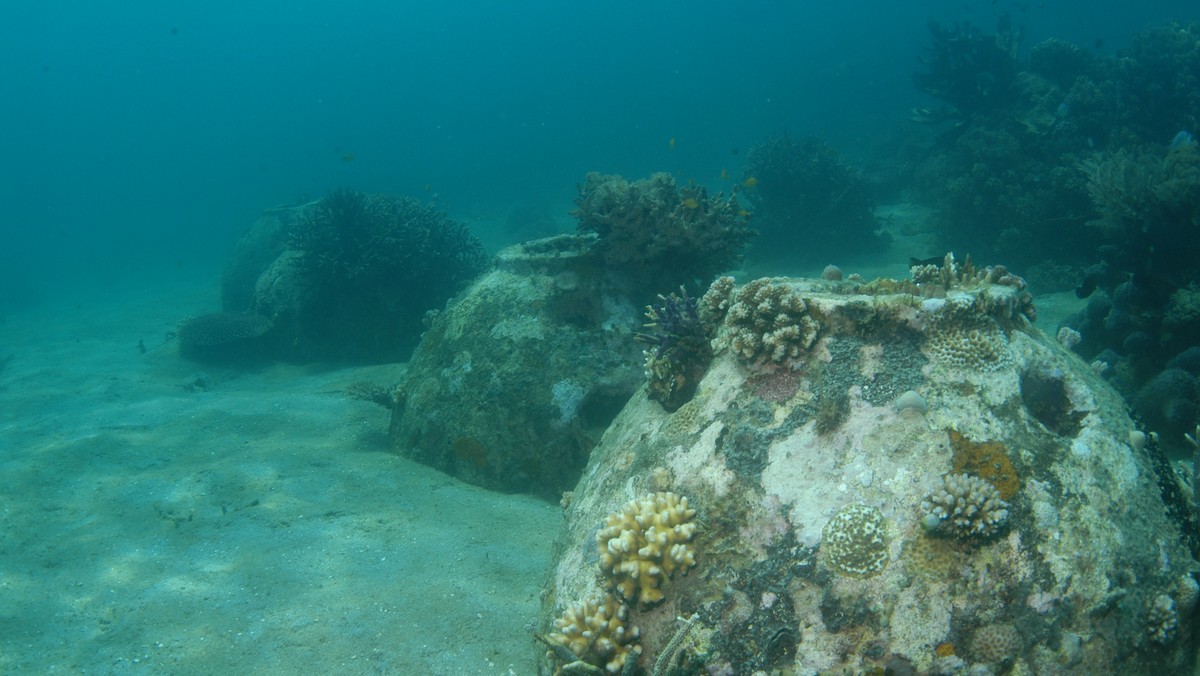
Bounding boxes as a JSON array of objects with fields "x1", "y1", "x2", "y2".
[{"x1": 0, "y1": 275, "x2": 558, "y2": 674}]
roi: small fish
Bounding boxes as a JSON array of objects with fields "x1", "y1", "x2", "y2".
[
  {"x1": 738, "y1": 209, "x2": 751, "y2": 218},
  {"x1": 340, "y1": 152, "x2": 356, "y2": 162},
  {"x1": 668, "y1": 137, "x2": 676, "y2": 150},
  {"x1": 720, "y1": 168, "x2": 729, "y2": 181},
  {"x1": 742, "y1": 176, "x2": 758, "y2": 189},
  {"x1": 681, "y1": 198, "x2": 699, "y2": 209}
]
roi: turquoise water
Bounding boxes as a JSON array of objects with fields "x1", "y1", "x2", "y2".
[{"x1": 1, "y1": 2, "x2": 1196, "y2": 672}]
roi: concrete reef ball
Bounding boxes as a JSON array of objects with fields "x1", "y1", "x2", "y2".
[
  {"x1": 597, "y1": 492, "x2": 698, "y2": 606},
  {"x1": 545, "y1": 593, "x2": 642, "y2": 675}
]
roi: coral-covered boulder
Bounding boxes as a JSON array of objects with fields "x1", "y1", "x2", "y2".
[
  {"x1": 388, "y1": 235, "x2": 644, "y2": 499},
  {"x1": 217, "y1": 191, "x2": 487, "y2": 363},
  {"x1": 539, "y1": 260, "x2": 1198, "y2": 674}
]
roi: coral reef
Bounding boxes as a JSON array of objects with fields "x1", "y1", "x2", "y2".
[
  {"x1": 741, "y1": 132, "x2": 885, "y2": 266},
  {"x1": 176, "y1": 312, "x2": 274, "y2": 363},
  {"x1": 635, "y1": 288, "x2": 712, "y2": 412},
  {"x1": 821, "y1": 503, "x2": 889, "y2": 578},
  {"x1": 920, "y1": 472, "x2": 1010, "y2": 539},
  {"x1": 715, "y1": 277, "x2": 819, "y2": 366},
  {"x1": 572, "y1": 172, "x2": 752, "y2": 300},
  {"x1": 596, "y1": 492, "x2": 698, "y2": 606},
  {"x1": 541, "y1": 593, "x2": 642, "y2": 675}
]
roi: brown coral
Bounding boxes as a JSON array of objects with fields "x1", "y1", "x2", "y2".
[
  {"x1": 718, "y1": 278, "x2": 820, "y2": 366},
  {"x1": 544, "y1": 593, "x2": 642, "y2": 674},
  {"x1": 596, "y1": 492, "x2": 698, "y2": 606}
]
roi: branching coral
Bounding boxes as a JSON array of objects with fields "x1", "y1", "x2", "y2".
[
  {"x1": 920, "y1": 472, "x2": 1010, "y2": 539},
  {"x1": 275, "y1": 189, "x2": 488, "y2": 361},
  {"x1": 636, "y1": 288, "x2": 712, "y2": 412},
  {"x1": 697, "y1": 275, "x2": 735, "y2": 326},
  {"x1": 572, "y1": 172, "x2": 752, "y2": 299},
  {"x1": 717, "y1": 278, "x2": 820, "y2": 367},
  {"x1": 542, "y1": 593, "x2": 642, "y2": 675},
  {"x1": 596, "y1": 492, "x2": 698, "y2": 606}
]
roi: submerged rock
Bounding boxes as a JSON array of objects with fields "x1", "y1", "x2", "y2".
[{"x1": 539, "y1": 270, "x2": 1198, "y2": 674}]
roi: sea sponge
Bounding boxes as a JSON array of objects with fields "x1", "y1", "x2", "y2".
[
  {"x1": 822, "y1": 503, "x2": 890, "y2": 578},
  {"x1": 597, "y1": 492, "x2": 698, "y2": 606},
  {"x1": 544, "y1": 593, "x2": 642, "y2": 674},
  {"x1": 718, "y1": 278, "x2": 820, "y2": 366},
  {"x1": 920, "y1": 472, "x2": 1010, "y2": 539}
]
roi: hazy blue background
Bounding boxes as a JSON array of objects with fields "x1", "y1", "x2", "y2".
[{"x1": 0, "y1": 0, "x2": 1193, "y2": 308}]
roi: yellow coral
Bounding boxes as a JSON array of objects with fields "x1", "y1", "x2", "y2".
[
  {"x1": 597, "y1": 492, "x2": 698, "y2": 606},
  {"x1": 545, "y1": 593, "x2": 642, "y2": 674}
]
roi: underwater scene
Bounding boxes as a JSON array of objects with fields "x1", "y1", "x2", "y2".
[{"x1": 4, "y1": 1, "x2": 1200, "y2": 673}]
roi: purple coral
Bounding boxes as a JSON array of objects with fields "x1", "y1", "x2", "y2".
[
  {"x1": 636, "y1": 288, "x2": 706, "y2": 362},
  {"x1": 636, "y1": 288, "x2": 713, "y2": 411}
]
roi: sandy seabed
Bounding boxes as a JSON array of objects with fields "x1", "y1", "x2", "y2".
[{"x1": 0, "y1": 275, "x2": 558, "y2": 674}]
